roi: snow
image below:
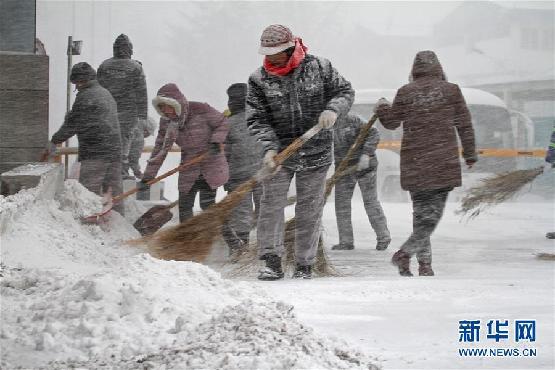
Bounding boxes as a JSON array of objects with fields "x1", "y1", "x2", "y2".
[
  {"x1": 0, "y1": 180, "x2": 378, "y2": 369},
  {"x1": 253, "y1": 193, "x2": 555, "y2": 370}
]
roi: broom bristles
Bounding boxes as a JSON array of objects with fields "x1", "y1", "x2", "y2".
[
  {"x1": 458, "y1": 166, "x2": 543, "y2": 219},
  {"x1": 142, "y1": 178, "x2": 258, "y2": 261}
]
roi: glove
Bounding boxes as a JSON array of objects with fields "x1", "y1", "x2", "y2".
[
  {"x1": 465, "y1": 157, "x2": 478, "y2": 169},
  {"x1": 137, "y1": 179, "x2": 151, "y2": 191},
  {"x1": 46, "y1": 141, "x2": 57, "y2": 156},
  {"x1": 373, "y1": 97, "x2": 391, "y2": 114},
  {"x1": 209, "y1": 143, "x2": 222, "y2": 155},
  {"x1": 357, "y1": 154, "x2": 378, "y2": 172},
  {"x1": 544, "y1": 162, "x2": 554, "y2": 173},
  {"x1": 263, "y1": 149, "x2": 278, "y2": 170},
  {"x1": 318, "y1": 110, "x2": 338, "y2": 129}
]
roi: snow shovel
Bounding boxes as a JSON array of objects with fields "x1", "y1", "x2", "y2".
[
  {"x1": 81, "y1": 152, "x2": 208, "y2": 224},
  {"x1": 133, "y1": 199, "x2": 179, "y2": 236}
]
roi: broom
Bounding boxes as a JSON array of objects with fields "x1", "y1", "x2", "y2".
[
  {"x1": 228, "y1": 115, "x2": 379, "y2": 277},
  {"x1": 457, "y1": 166, "x2": 544, "y2": 219},
  {"x1": 142, "y1": 122, "x2": 325, "y2": 262}
]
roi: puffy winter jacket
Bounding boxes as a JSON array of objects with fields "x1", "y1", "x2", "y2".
[
  {"x1": 225, "y1": 110, "x2": 263, "y2": 184},
  {"x1": 51, "y1": 80, "x2": 121, "y2": 162},
  {"x1": 97, "y1": 37, "x2": 148, "y2": 132},
  {"x1": 246, "y1": 54, "x2": 354, "y2": 171},
  {"x1": 334, "y1": 113, "x2": 380, "y2": 169},
  {"x1": 376, "y1": 50, "x2": 476, "y2": 191},
  {"x1": 143, "y1": 83, "x2": 229, "y2": 194}
]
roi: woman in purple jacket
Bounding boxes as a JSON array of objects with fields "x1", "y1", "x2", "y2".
[{"x1": 141, "y1": 83, "x2": 229, "y2": 222}]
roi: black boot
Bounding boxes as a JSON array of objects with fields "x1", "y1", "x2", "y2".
[
  {"x1": 292, "y1": 264, "x2": 312, "y2": 279},
  {"x1": 376, "y1": 237, "x2": 391, "y2": 251},
  {"x1": 258, "y1": 254, "x2": 284, "y2": 281},
  {"x1": 331, "y1": 243, "x2": 354, "y2": 250}
]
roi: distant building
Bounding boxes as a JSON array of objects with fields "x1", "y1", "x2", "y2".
[{"x1": 433, "y1": 1, "x2": 554, "y2": 146}]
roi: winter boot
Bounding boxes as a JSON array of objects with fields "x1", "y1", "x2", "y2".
[
  {"x1": 546, "y1": 232, "x2": 555, "y2": 239},
  {"x1": 391, "y1": 249, "x2": 413, "y2": 277},
  {"x1": 418, "y1": 262, "x2": 435, "y2": 276},
  {"x1": 376, "y1": 237, "x2": 391, "y2": 251},
  {"x1": 292, "y1": 264, "x2": 312, "y2": 279},
  {"x1": 331, "y1": 243, "x2": 354, "y2": 250},
  {"x1": 258, "y1": 254, "x2": 284, "y2": 281}
]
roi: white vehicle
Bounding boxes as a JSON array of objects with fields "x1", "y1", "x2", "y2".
[{"x1": 351, "y1": 88, "x2": 536, "y2": 202}]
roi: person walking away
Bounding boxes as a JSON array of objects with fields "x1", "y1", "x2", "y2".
[
  {"x1": 128, "y1": 116, "x2": 157, "y2": 179},
  {"x1": 46, "y1": 62, "x2": 124, "y2": 214},
  {"x1": 332, "y1": 112, "x2": 391, "y2": 251},
  {"x1": 141, "y1": 83, "x2": 229, "y2": 222},
  {"x1": 97, "y1": 34, "x2": 148, "y2": 179},
  {"x1": 375, "y1": 50, "x2": 477, "y2": 277},
  {"x1": 221, "y1": 83, "x2": 263, "y2": 255},
  {"x1": 247, "y1": 24, "x2": 354, "y2": 280}
]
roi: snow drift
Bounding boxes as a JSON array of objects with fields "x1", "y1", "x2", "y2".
[{"x1": 0, "y1": 179, "x2": 378, "y2": 369}]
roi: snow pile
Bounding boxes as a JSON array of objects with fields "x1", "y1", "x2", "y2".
[
  {"x1": 1, "y1": 180, "x2": 141, "y2": 270},
  {"x1": 1, "y1": 179, "x2": 379, "y2": 369},
  {"x1": 0, "y1": 255, "x2": 256, "y2": 367},
  {"x1": 50, "y1": 299, "x2": 378, "y2": 370},
  {"x1": 2, "y1": 256, "x2": 377, "y2": 370}
]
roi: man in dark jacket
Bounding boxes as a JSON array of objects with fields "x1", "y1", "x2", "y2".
[
  {"x1": 375, "y1": 50, "x2": 477, "y2": 277},
  {"x1": 97, "y1": 34, "x2": 148, "y2": 178},
  {"x1": 333, "y1": 113, "x2": 391, "y2": 251},
  {"x1": 48, "y1": 62, "x2": 123, "y2": 214},
  {"x1": 247, "y1": 24, "x2": 354, "y2": 280},
  {"x1": 222, "y1": 83, "x2": 263, "y2": 254}
]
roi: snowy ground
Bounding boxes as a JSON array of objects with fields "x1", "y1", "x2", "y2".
[
  {"x1": 219, "y1": 190, "x2": 555, "y2": 370},
  {"x1": 1, "y1": 176, "x2": 553, "y2": 369}
]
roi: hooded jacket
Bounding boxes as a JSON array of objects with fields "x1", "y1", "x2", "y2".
[
  {"x1": 51, "y1": 80, "x2": 121, "y2": 161},
  {"x1": 143, "y1": 83, "x2": 229, "y2": 194},
  {"x1": 97, "y1": 34, "x2": 148, "y2": 131},
  {"x1": 376, "y1": 51, "x2": 477, "y2": 191},
  {"x1": 246, "y1": 54, "x2": 354, "y2": 171}
]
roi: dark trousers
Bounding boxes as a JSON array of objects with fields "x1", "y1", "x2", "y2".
[
  {"x1": 178, "y1": 176, "x2": 217, "y2": 222},
  {"x1": 400, "y1": 187, "x2": 451, "y2": 264}
]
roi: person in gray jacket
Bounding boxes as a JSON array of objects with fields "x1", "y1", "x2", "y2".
[
  {"x1": 97, "y1": 34, "x2": 148, "y2": 178},
  {"x1": 222, "y1": 83, "x2": 263, "y2": 254},
  {"x1": 332, "y1": 113, "x2": 391, "y2": 251},
  {"x1": 247, "y1": 24, "x2": 354, "y2": 280},
  {"x1": 128, "y1": 116, "x2": 157, "y2": 179},
  {"x1": 47, "y1": 62, "x2": 123, "y2": 214}
]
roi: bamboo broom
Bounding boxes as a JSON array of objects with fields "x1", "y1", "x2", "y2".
[
  {"x1": 457, "y1": 166, "x2": 544, "y2": 219},
  {"x1": 142, "y1": 123, "x2": 325, "y2": 262},
  {"x1": 228, "y1": 115, "x2": 379, "y2": 277}
]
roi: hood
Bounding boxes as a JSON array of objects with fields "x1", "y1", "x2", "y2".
[
  {"x1": 152, "y1": 83, "x2": 189, "y2": 125},
  {"x1": 113, "y1": 34, "x2": 133, "y2": 59},
  {"x1": 410, "y1": 50, "x2": 445, "y2": 80}
]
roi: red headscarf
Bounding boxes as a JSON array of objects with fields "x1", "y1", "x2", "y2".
[{"x1": 263, "y1": 38, "x2": 308, "y2": 76}]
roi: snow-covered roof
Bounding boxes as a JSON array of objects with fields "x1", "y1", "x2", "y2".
[{"x1": 354, "y1": 87, "x2": 507, "y2": 108}]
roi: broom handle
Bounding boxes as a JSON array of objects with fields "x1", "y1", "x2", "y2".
[
  {"x1": 112, "y1": 152, "x2": 209, "y2": 203},
  {"x1": 324, "y1": 114, "x2": 379, "y2": 198}
]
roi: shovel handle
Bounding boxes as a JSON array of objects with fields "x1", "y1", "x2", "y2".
[{"x1": 112, "y1": 152, "x2": 209, "y2": 203}]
